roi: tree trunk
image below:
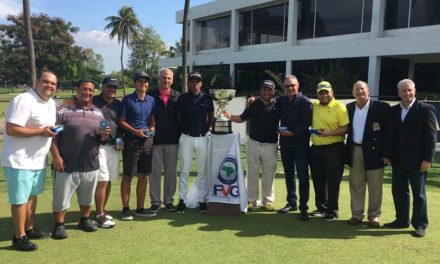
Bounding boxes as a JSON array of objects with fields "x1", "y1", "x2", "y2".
[
  {"x1": 121, "y1": 40, "x2": 125, "y2": 96},
  {"x1": 182, "y1": 0, "x2": 190, "y2": 93},
  {"x1": 23, "y1": 0, "x2": 36, "y2": 88}
]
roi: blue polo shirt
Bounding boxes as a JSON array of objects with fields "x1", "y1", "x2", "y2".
[
  {"x1": 177, "y1": 91, "x2": 214, "y2": 135},
  {"x1": 120, "y1": 92, "x2": 155, "y2": 130},
  {"x1": 276, "y1": 93, "x2": 312, "y2": 147}
]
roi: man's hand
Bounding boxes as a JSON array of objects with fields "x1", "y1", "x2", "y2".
[
  {"x1": 99, "y1": 127, "x2": 111, "y2": 141},
  {"x1": 383, "y1": 157, "x2": 391, "y2": 165},
  {"x1": 246, "y1": 96, "x2": 256, "y2": 108},
  {"x1": 317, "y1": 128, "x2": 332, "y2": 137},
  {"x1": 53, "y1": 156, "x2": 65, "y2": 172},
  {"x1": 133, "y1": 129, "x2": 147, "y2": 138},
  {"x1": 420, "y1": 161, "x2": 432, "y2": 173},
  {"x1": 278, "y1": 130, "x2": 294, "y2": 137},
  {"x1": 41, "y1": 126, "x2": 57, "y2": 137}
]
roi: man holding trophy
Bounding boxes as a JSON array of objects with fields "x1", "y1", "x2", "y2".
[
  {"x1": 176, "y1": 71, "x2": 214, "y2": 213},
  {"x1": 223, "y1": 80, "x2": 279, "y2": 211}
]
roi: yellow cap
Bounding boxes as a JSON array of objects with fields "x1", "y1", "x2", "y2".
[{"x1": 317, "y1": 81, "x2": 332, "y2": 92}]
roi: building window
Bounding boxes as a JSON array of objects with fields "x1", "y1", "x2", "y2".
[
  {"x1": 196, "y1": 16, "x2": 230, "y2": 50},
  {"x1": 385, "y1": 0, "x2": 440, "y2": 29},
  {"x1": 298, "y1": 0, "x2": 372, "y2": 39},
  {"x1": 239, "y1": 3, "x2": 288, "y2": 46}
]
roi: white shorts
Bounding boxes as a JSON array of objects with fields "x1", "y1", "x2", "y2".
[{"x1": 98, "y1": 145, "x2": 120, "y2": 182}]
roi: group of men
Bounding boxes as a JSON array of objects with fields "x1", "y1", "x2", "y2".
[
  {"x1": 2, "y1": 68, "x2": 437, "y2": 252},
  {"x1": 226, "y1": 76, "x2": 437, "y2": 238}
]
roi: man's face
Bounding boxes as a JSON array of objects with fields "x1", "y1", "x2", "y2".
[
  {"x1": 260, "y1": 87, "x2": 275, "y2": 102},
  {"x1": 283, "y1": 78, "x2": 299, "y2": 98},
  {"x1": 398, "y1": 82, "x2": 416, "y2": 105},
  {"x1": 35, "y1": 72, "x2": 57, "y2": 101},
  {"x1": 317, "y1": 89, "x2": 334, "y2": 105},
  {"x1": 102, "y1": 84, "x2": 117, "y2": 99},
  {"x1": 76, "y1": 82, "x2": 95, "y2": 105},
  {"x1": 135, "y1": 78, "x2": 149, "y2": 93},
  {"x1": 352, "y1": 82, "x2": 369, "y2": 102},
  {"x1": 159, "y1": 71, "x2": 173, "y2": 90},
  {"x1": 188, "y1": 78, "x2": 202, "y2": 94}
]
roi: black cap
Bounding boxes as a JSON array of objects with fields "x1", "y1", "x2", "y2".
[
  {"x1": 134, "y1": 72, "x2": 151, "y2": 81},
  {"x1": 102, "y1": 76, "x2": 119, "y2": 87},
  {"x1": 188, "y1": 71, "x2": 202, "y2": 81},
  {"x1": 261, "y1": 80, "x2": 275, "y2": 89}
]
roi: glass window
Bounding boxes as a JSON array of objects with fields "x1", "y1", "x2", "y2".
[
  {"x1": 197, "y1": 16, "x2": 231, "y2": 50},
  {"x1": 384, "y1": 0, "x2": 410, "y2": 29},
  {"x1": 235, "y1": 62, "x2": 285, "y2": 94},
  {"x1": 362, "y1": 0, "x2": 373, "y2": 32},
  {"x1": 239, "y1": 3, "x2": 288, "y2": 46},
  {"x1": 410, "y1": 0, "x2": 440, "y2": 27},
  {"x1": 297, "y1": 0, "x2": 316, "y2": 39}
]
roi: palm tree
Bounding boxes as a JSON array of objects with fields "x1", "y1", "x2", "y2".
[
  {"x1": 104, "y1": 6, "x2": 141, "y2": 96},
  {"x1": 23, "y1": 0, "x2": 36, "y2": 88},
  {"x1": 182, "y1": 0, "x2": 190, "y2": 93}
]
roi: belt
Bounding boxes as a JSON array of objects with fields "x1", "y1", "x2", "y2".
[
  {"x1": 184, "y1": 132, "x2": 206, "y2": 137},
  {"x1": 353, "y1": 142, "x2": 362, "y2": 147}
]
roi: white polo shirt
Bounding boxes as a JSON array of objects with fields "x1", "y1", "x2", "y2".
[{"x1": 1, "y1": 88, "x2": 56, "y2": 170}]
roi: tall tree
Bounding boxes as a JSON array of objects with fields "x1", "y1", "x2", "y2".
[
  {"x1": 182, "y1": 0, "x2": 190, "y2": 93},
  {"x1": 128, "y1": 27, "x2": 167, "y2": 78},
  {"x1": 22, "y1": 0, "x2": 36, "y2": 88},
  {"x1": 104, "y1": 6, "x2": 141, "y2": 96}
]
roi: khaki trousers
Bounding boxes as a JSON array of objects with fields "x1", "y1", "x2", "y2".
[
  {"x1": 349, "y1": 145, "x2": 384, "y2": 220},
  {"x1": 246, "y1": 138, "x2": 277, "y2": 205}
]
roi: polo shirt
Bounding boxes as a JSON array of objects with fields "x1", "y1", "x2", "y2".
[
  {"x1": 240, "y1": 98, "x2": 279, "y2": 143},
  {"x1": 311, "y1": 97, "x2": 349, "y2": 146},
  {"x1": 176, "y1": 91, "x2": 214, "y2": 135},
  {"x1": 56, "y1": 101, "x2": 104, "y2": 172},
  {"x1": 120, "y1": 92, "x2": 155, "y2": 130},
  {"x1": 93, "y1": 94, "x2": 122, "y2": 143},
  {"x1": 276, "y1": 93, "x2": 312, "y2": 147}
]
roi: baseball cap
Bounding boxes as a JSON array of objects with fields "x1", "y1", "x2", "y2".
[
  {"x1": 188, "y1": 71, "x2": 202, "y2": 81},
  {"x1": 317, "y1": 81, "x2": 332, "y2": 92},
  {"x1": 261, "y1": 80, "x2": 275, "y2": 89},
  {"x1": 134, "y1": 72, "x2": 151, "y2": 81},
  {"x1": 102, "y1": 76, "x2": 119, "y2": 88}
]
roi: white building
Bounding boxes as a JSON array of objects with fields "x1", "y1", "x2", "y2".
[{"x1": 160, "y1": 0, "x2": 440, "y2": 98}]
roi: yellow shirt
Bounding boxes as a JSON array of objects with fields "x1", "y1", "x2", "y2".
[{"x1": 312, "y1": 98, "x2": 349, "y2": 146}]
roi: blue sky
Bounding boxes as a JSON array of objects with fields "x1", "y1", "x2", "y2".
[{"x1": 0, "y1": 0, "x2": 213, "y2": 73}]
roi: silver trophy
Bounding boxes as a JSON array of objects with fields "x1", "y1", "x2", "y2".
[{"x1": 210, "y1": 89, "x2": 236, "y2": 134}]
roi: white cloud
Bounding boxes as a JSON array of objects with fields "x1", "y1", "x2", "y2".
[
  {"x1": 0, "y1": 0, "x2": 21, "y2": 19},
  {"x1": 73, "y1": 30, "x2": 129, "y2": 74}
]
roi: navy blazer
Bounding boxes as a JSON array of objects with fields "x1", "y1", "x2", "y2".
[
  {"x1": 391, "y1": 100, "x2": 437, "y2": 170},
  {"x1": 345, "y1": 99, "x2": 392, "y2": 170}
]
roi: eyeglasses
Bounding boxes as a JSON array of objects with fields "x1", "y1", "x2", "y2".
[
  {"x1": 318, "y1": 90, "x2": 330, "y2": 95},
  {"x1": 284, "y1": 84, "x2": 297, "y2": 88}
]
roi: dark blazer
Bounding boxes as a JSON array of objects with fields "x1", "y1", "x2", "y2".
[
  {"x1": 391, "y1": 100, "x2": 437, "y2": 170},
  {"x1": 148, "y1": 88, "x2": 181, "y2": 145},
  {"x1": 345, "y1": 99, "x2": 392, "y2": 170}
]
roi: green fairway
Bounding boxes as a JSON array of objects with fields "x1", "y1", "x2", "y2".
[{"x1": 1, "y1": 162, "x2": 440, "y2": 263}]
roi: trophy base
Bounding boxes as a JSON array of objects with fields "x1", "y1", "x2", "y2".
[{"x1": 211, "y1": 119, "x2": 232, "y2": 134}]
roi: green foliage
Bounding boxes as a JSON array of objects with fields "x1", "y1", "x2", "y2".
[
  {"x1": 0, "y1": 13, "x2": 104, "y2": 87},
  {"x1": 128, "y1": 27, "x2": 167, "y2": 79}
]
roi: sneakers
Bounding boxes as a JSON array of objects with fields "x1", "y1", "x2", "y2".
[
  {"x1": 135, "y1": 208, "x2": 157, "y2": 218},
  {"x1": 368, "y1": 217, "x2": 380, "y2": 228},
  {"x1": 52, "y1": 225, "x2": 68, "y2": 240},
  {"x1": 412, "y1": 228, "x2": 425, "y2": 238},
  {"x1": 77, "y1": 218, "x2": 98, "y2": 232},
  {"x1": 104, "y1": 211, "x2": 114, "y2": 221},
  {"x1": 263, "y1": 203, "x2": 275, "y2": 211},
  {"x1": 150, "y1": 205, "x2": 161, "y2": 213},
  {"x1": 324, "y1": 213, "x2": 338, "y2": 222},
  {"x1": 199, "y1": 202, "x2": 207, "y2": 213},
  {"x1": 176, "y1": 199, "x2": 186, "y2": 214},
  {"x1": 165, "y1": 203, "x2": 176, "y2": 212},
  {"x1": 25, "y1": 228, "x2": 50, "y2": 239},
  {"x1": 247, "y1": 202, "x2": 256, "y2": 211},
  {"x1": 299, "y1": 211, "x2": 310, "y2": 221},
  {"x1": 278, "y1": 203, "x2": 297, "y2": 214},
  {"x1": 121, "y1": 209, "x2": 134, "y2": 221},
  {"x1": 12, "y1": 236, "x2": 38, "y2": 251},
  {"x1": 310, "y1": 210, "x2": 325, "y2": 217},
  {"x1": 96, "y1": 214, "x2": 116, "y2": 228}
]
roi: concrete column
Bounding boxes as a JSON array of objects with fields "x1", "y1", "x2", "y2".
[
  {"x1": 190, "y1": 19, "x2": 197, "y2": 56},
  {"x1": 370, "y1": 0, "x2": 386, "y2": 38},
  {"x1": 285, "y1": 60, "x2": 292, "y2": 76},
  {"x1": 287, "y1": 0, "x2": 299, "y2": 45},
  {"x1": 368, "y1": 56, "x2": 381, "y2": 98},
  {"x1": 231, "y1": 9, "x2": 239, "y2": 52},
  {"x1": 408, "y1": 60, "x2": 415, "y2": 80}
]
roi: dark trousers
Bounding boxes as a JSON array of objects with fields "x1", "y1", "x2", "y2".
[
  {"x1": 310, "y1": 142, "x2": 344, "y2": 215},
  {"x1": 391, "y1": 167, "x2": 428, "y2": 230},
  {"x1": 280, "y1": 144, "x2": 309, "y2": 212}
]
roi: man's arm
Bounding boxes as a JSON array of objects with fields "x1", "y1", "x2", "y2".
[
  {"x1": 318, "y1": 125, "x2": 348, "y2": 137},
  {"x1": 150, "y1": 115, "x2": 156, "y2": 131},
  {"x1": 6, "y1": 122, "x2": 56, "y2": 137},
  {"x1": 421, "y1": 104, "x2": 438, "y2": 172},
  {"x1": 50, "y1": 137, "x2": 64, "y2": 172},
  {"x1": 208, "y1": 111, "x2": 214, "y2": 129},
  {"x1": 118, "y1": 117, "x2": 146, "y2": 138}
]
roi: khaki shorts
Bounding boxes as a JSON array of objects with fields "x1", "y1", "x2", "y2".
[{"x1": 98, "y1": 145, "x2": 120, "y2": 181}]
